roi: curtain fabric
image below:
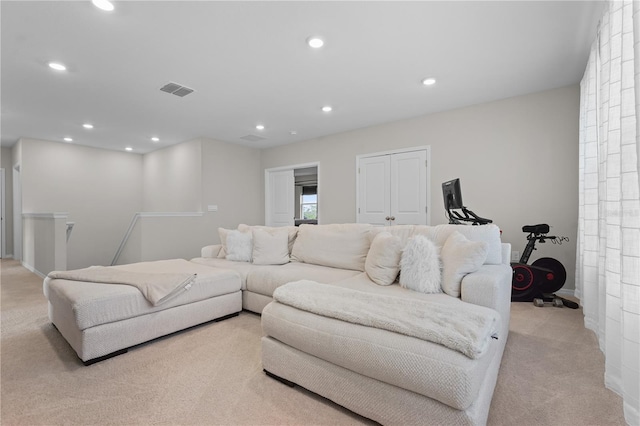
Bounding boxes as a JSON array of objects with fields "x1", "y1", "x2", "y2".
[{"x1": 577, "y1": 1, "x2": 640, "y2": 424}]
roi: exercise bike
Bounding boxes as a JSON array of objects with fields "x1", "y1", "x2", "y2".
[{"x1": 511, "y1": 224, "x2": 578, "y2": 309}]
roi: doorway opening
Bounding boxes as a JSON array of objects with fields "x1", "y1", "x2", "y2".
[{"x1": 265, "y1": 162, "x2": 319, "y2": 227}]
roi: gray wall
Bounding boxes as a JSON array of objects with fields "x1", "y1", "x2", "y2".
[
  {"x1": 6, "y1": 85, "x2": 580, "y2": 292},
  {"x1": 143, "y1": 139, "x2": 202, "y2": 212},
  {"x1": 261, "y1": 85, "x2": 579, "y2": 290},
  {"x1": 19, "y1": 138, "x2": 143, "y2": 269},
  {"x1": 11, "y1": 136, "x2": 263, "y2": 270},
  {"x1": 129, "y1": 137, "x2": 263, "y2": 262}
]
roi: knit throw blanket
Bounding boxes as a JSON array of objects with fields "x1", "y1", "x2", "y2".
[
  {"x1": 273, "y1": 280, "x2": 500, "y2": 359},
  {"x1": 48, "y1": 266, "x2": 197, "y2": 307}
]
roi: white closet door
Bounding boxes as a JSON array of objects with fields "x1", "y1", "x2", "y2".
[
  {"x1": 357, "y1": 155, "x2": 390, "y2": 226},
  {"x1": 266, "y1": 169, "x2": 294, "y2": 227},
  {"x1": 390, "y1": 150, "x2": 427, "y2": 225}
]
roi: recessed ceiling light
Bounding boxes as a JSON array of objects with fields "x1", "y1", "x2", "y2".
[
  {"x1": 322, "y1": 106, "x2": 333, "y2": 113},
  {"x1": 290, "y1": 130, "x2": 298, "y2": 135},
  {"x1": 151, "y1": 137, "x2": 160, "y2": 142},
  {"x1": 307, "y1": 37, "x2": 324, "y2": 48},
  {"x1": 83, "y1": 123, "x2": 94, "y2": 129},
  {"x1": 256, "y1": 124, "x2": 265, "y2": 130},
  {"x1": 48, "y1": 62, "x2": 66, "y2": 71},
  {"x1": 92, "y1": 0, "x2": 114, "y2": 12},
  {"x1": 422, "y1": 77, "x2": 437, "y2": 86},
  {"x1": 125, "y1": 147, "x2": 133, "y2": 151},
  {"x1": 63, "y1": 137, "x2": 73, "y2": 142}
]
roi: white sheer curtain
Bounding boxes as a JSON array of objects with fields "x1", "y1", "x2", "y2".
[{"x1": 577, "y1": 1, "x2": 640, "y2": 425}]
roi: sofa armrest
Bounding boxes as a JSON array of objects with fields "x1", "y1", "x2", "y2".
[
  {"x1": 501, "y1": 243, "x2": 512, "y2": 265},
  {"x1": 461, "y1": 264, "x2": 512, "y2": 330},
  {"x1": 201, "y1": 244, "x2": 222, "y2": 258}
]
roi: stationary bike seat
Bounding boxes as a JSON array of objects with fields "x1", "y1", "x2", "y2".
[{"x1": 522, "y1": 224, "x2": 549, "y2": 234}]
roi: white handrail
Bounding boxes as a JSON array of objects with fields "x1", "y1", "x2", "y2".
[
  {"x1": 111, "y1": 212, "x2": 204, "y2": 266},
  {"x1": 111, "y1": 213, "x2": 140, "y2": 266}
]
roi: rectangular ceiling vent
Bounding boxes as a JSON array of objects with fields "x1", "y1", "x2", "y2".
[
  {"x1": 160, "y1": 82, "x2": 194, "y2": 97},
  {"x1": 240, "y1": 134, "x2": 266, "y2": 142}
]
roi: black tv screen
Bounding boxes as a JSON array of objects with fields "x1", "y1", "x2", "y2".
[{"x1": 442, "y1": 178, "x2": 463, "y2": 210}]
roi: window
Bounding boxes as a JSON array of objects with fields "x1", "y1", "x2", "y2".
[{"x1": 301, "y1": 188, "x2": 317, "y2": 220}]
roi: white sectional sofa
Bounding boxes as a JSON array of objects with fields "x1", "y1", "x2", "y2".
[
  {"x1": 45, "y1": 222, "x2": 511, "y2": 424},
  {"x1": 191, "y1": 222, "x2": 513, "y2": 425}
]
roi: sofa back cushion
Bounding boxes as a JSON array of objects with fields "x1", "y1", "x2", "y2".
[
  {"x1": 369, "y1": 225, "x2": 417, "y2": 249},
  {"x1": 291, "y1": 223, "x2": 373, "y2": 271}
]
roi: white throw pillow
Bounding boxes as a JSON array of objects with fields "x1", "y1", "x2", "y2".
[
  {"x1": 399, "y1": 235, "x2": 442, "y2": 294},
  {"x1": 365, "y1": 231, "x2": 402, "y2": 286},
  {"x1": 441, "y1": 231, "x2": 489, "y2": 298},
  {"x1": 252, "y1": 228, "x2": 290, "y2": 265},
  {"x1": 225, "y1": 230, "x2": 253, "y2": 262},
  {"x1": 238, "y1": 224, "x2": 298, "y2": 254},
  {"x1": 430, "y1": 224, "x2": 502, "y2": 265},
  {"x1": 217, "y1": 227, "x2": 235, "y2": 258}
]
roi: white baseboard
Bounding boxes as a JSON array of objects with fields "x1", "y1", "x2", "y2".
[
  {"x1": 555, "y1": 288, "x2": 576, "y2": 297},
  {"x1": 22, "y1": 261, "x2": 46, "y2": 279},
  {"x1": 1, "y1": 254, "x2": 14, "y2": 259}
]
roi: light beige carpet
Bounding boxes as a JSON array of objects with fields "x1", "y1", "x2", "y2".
[{"x1": 0, "y1": 259, "x2": 626, "y2": 425}]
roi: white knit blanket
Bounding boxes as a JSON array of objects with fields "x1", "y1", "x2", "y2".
[
  {"x1": 273, "y1": 280, "x2": 500, "y2": 359},
  {"x1": 48, "y1": 266, "x2": 197, "y2": 307}
]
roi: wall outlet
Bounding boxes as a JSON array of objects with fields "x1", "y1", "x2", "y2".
[
  {"x1": 207, "y1": 205, "x2": 218, "y2": 212},
  {"x1": 511, "y1": 250, "x2": 521, "y2": 262}
]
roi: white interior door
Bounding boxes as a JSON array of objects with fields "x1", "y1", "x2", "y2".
[
  {"x1": 266, "y1": 169, "x2": 294, "y2": 227},
  {"x1": 13, "y1": 165, "x2": 21, "y2": 261},
  {"x1": 390, "y1": 150, "x2": 427, "y2": 225},
  {"x1": 0, "y1": 168, "x2": 4, "y2": 258},
  {"x1": 357, "y1": 155, "x2": 390, "y2": 226},
  {"x1": 357, "y1": 148, "x2": 428, "y2": 226}
]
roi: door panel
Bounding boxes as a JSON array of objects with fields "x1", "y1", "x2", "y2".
[
  {"x1": 357, "y1": 156, "x2": 390, "y2": 226},
  {"x1": 390, "y1": 150, "x2": 427, "y2": 225},
  {"x1": 267, "y1": 169, "x2": 294, "y2": 227}
]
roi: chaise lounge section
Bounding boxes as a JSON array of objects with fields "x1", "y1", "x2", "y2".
[{"x1": 192, "y1": 222, "x2": 512, "y2": 425}]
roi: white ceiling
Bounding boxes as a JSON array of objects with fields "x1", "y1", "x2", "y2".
[{"x1": 1, "y1": 1, "x2": 604, "y2": 154}]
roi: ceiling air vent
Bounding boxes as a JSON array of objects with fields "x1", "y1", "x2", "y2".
[
  {"x1": 160, "y1": 82, "x2": 194, "y2": 97},
  {"x1": 240, "y1": 134, "x2": 266, "y2": 142}
]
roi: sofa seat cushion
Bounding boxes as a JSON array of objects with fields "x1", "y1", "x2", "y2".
[
  {"x1": 246, "y1": 263, "x2": 361, "y2": 298},
  {"x1": 190, "y1": 257, "x2": 277, "y2": 290},
  {"x1": 44, "y1": 259, "x2": 241, "y2": 331},
  {"x1": 262, "y1": 294, "x2": 499, "y2": 411}
]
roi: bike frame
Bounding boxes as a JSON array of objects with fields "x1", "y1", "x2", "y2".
[{"x1": 520, "y1": 233, "x2": 556, "y2": 264}]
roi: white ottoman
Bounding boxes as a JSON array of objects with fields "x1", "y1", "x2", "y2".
[{"x1": 44, "y1": 259, "x2": 242, "y2": 364}]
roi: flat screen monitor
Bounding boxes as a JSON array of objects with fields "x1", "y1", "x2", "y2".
[{"x1": 442, "y1": 178, "x2": 463, "y2": 210}]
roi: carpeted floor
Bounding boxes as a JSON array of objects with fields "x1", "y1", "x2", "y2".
[{"x1": 0, "y1": 259, "x2": 626, "y2": 425}]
